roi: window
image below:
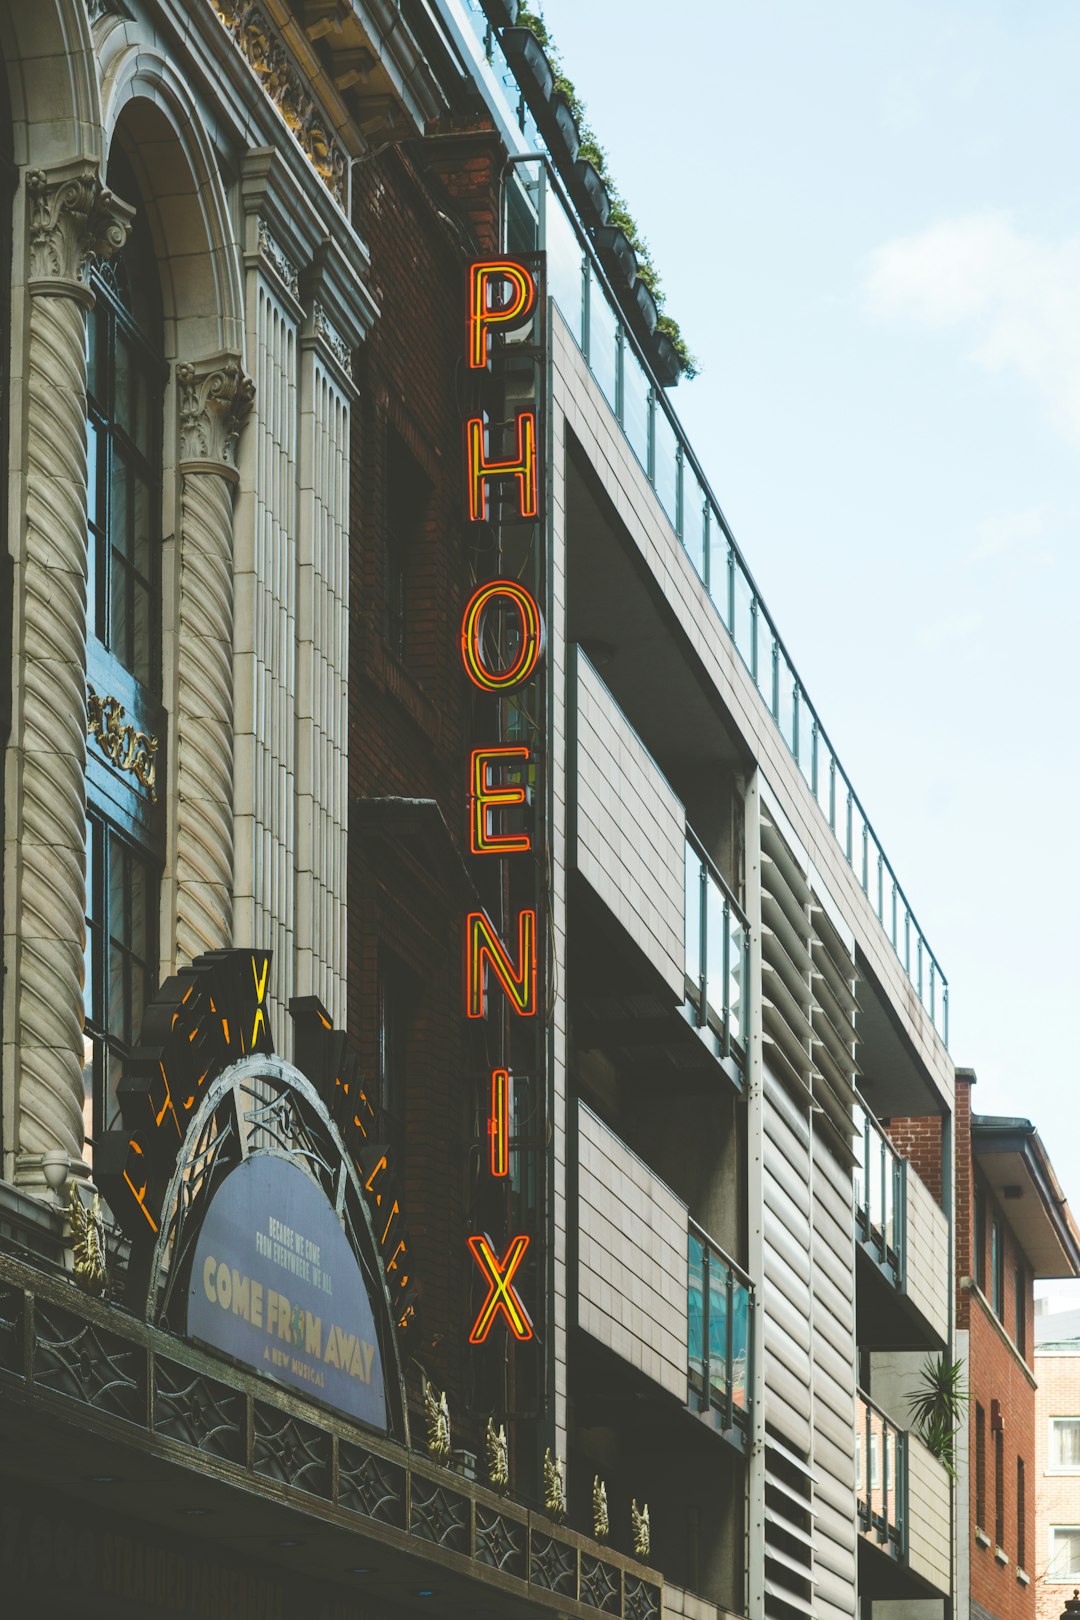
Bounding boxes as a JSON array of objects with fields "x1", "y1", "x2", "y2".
[
  {"x1": 994, "y1": 1426, "x2": 1005, "y2": 1548},
  {"x1": 1051, "y1": 1419, "x2": 1080, "y2": 1471},
  {"x1": 991, "y1": 1216, "x2": 1004, "y2": 1320},
  {"x1": 1015, "y1": 1265, "x2": 1026, "y2": 1353},
  {"x1": 85, "y1": 214, "x2": 164, "y2": 689},
  {"x1": 383, "y1": 428, "x2": 430, "y2": 661},
  {"x1": 975, "y1": 1184, "x2": 987, "y2": 1290},
  {"x1": 975, "y1": 1403, "x2": 986, "y2": 1529},
  {"x1": 1049, "y1": 1527, "x2": 1080, "y2": 1581},
  {"x1": 1017, "y1": 1457, "x2": 1025, "y2": 1571},
  {"x1": 82, "y1": 813, "x2": 157, "y2": 1144},
  {"x1": 81, "y1": 146, "x2": 164, "y2": 1161}
]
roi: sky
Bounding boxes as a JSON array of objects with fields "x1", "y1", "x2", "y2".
[{"x1": 534, "y1": 0, "x2": 1080, "y2": 1263}]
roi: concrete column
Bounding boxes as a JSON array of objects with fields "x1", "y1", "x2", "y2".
[
  {"x1": 172, "y1": 355, "x2": 254, "y2": 966},
  {"x1": 11, "y1": 161, "x2": 132, "y2": 1194}
]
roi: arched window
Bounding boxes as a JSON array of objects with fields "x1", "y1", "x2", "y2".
[{"x1": 82, "y1": 147, "x2": 166, "y2": 1152}]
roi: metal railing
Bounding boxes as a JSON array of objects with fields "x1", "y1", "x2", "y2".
[
  {"x1": 857, "y1": 1390, "x2": 905, "y2": 1555},
  {"x1": 454, "y1": 0, "x2": 950, "y2": 1052},
  {"x1": 688, "y1": 1223, "x2": 752, "y2": 1437},
  {"x1": 685, "y1": 833, "x2": 748, "y2": 1061},
  {"x1": 854, "y1": 1097, "x2": 905, "y2": 1283}
]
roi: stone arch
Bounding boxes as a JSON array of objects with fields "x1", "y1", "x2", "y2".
[
  {"x1": 0, "y1": 0, "x2": 101, "y2": 169},
  {"x1": 101, "y1": 50, "x2": 243, "y2": 359}
]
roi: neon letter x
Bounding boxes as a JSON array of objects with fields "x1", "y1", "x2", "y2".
[{"x1": 467, "y1": 1233, "x2": 533, "y2": 1342}]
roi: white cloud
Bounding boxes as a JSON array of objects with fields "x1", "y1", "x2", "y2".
[
  {"x1": 863, "y1": 212, "x2": 1080, "y2": 447},
  {"x1": 969, "y1": 505, "x2": 1047, "y2": 562}
]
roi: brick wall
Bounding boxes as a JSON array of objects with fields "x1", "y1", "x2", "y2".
[{"x1": 882, "y1": 1112, "x2": 945, "y2": 1207}]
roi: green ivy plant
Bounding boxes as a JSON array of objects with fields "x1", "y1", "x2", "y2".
[
  {"x1": 907, "y1": 1354, "x2": 968, "y2": 1480},
  {"x1": 515, "y1": 4, "x2": 699, "y2": 379}
]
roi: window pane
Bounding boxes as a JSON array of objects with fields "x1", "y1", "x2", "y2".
[
  {"x1": 710, "y1": 522, "x2": 730, "y2": 626},
  {"x1": 1054, "y1": 1421, "x2": 1080, "y2": 1469},
  {"x1": 705, "y1": 872, "x2": 725, "y2": 1025},
  {"x1": 546, "y1": 189, "x2": 583, "y2": 342},
  {"x1": 1050, "y1": 1528, "x2": 1080, "y2": 1579},
  {"x1": 133, "y1": 577, "x2": 152, "y2": 686},
  {"x1": 687, "y1": 1234, "x2": 705, "y2": 1393},
  {"x1": 588, "y1": 280, "x2": 618, "y2": 412},
  {"x1": 115, "y1": 333, "x2": 135, "y2": 438},
  {"x1": 685, "y1": 843, "x2": 702, "y2": 992},
  {"x1": 732, "y1": 560, "x2": 753, "y2": 670},
  {"x1": 132, "y1": 472, "x2": 151, "y2": 580},
  {"x1": 622, "y1": 348, "x2": 650, "y2": 473},
  {"x1": 708, "y1": 1260, "x2": 728, "y2": 1407},
  {"x1": 653, "y1": 406, "x2": 679, "y2": 529},
  {"x1": 110, "y1": 453, "x2": 129, "y2": 557},
  {"x1": 683, "y1": 470, "x2": 707, "y2": 582}
]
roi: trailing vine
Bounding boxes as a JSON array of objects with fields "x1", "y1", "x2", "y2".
[{"x1": 516, "y1": 4, "x2": 699, "y2": 379}]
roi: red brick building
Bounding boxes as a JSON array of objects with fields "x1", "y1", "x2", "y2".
[{"x1": 955, "y1": 1075, "x2": 1080, "y2": 1620}]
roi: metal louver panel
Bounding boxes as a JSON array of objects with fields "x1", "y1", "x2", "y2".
[{"x1": 764, "y1": 1437, "x2": 815, "y2": 1620}]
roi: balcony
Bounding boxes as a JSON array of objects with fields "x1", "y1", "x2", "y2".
[
  {"x1": 857, "y1": 1391, "x2": 950, "y2": 1600},
  {"x1": 577, "y1": 1104, "x2": 753, "y2": 1452},
  {"x1": 687, "y1": 1224, "x2": 752, "y2": 1450},
  {"x1": 571, "y1": 652, "x2": 746, "y2": 1086},
  {"x1": 855, "y1": 1100, "x2": 949, "y2": 1349},
  {"x1": 684, "y1": 837, "x2": 749, "y2": 1075}
]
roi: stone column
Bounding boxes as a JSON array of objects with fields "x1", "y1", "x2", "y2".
[
  {"x1": 14, "y1": 161, "x2": 133, "y2": 1193},
  {"x1": 174, "y1": 356, "x2": 254, "y2": 964}
]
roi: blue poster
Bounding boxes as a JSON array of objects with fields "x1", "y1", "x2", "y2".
[{"x1": 187, "y1": 1153, "x2": 387, "y2": 1430}]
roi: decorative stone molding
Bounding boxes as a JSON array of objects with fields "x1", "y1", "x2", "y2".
[
  {"x1": 312, "y1": 300, "x2": 354, "y2": 382},
  {"x1": 257, "y1": 220, "x2": 299, "y2": 299},
  {"x1": 26, "y1": 162, "x2": 134, "y2": 294},
  {"x1": 14, "y1": 163, "x2": 132, "y2": 1194},
  {"x1": 174, "y1": 354, "x2": 253, "y2": 963},
  {"x1": 177, "y1": 356, "x2": 255, "y2": 476},
  {"x1": 210, "y1": 0, "x2": 348, "y2": 209}
]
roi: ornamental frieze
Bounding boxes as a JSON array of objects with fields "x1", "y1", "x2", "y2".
[{"x1": 210, "y1": 0, "x2": 348, "y2": 209}]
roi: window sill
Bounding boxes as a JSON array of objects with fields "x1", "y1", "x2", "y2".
[
  {"x1": 975, "y1": 1528, "x2": 991, "y2": 1549},
  {"x1": 995, "y1": 1546, "x2": 1009, "y2": 1567},
  {"x1": 1017, "y1": 1568, "x2": 1030, "y2": 1586}
]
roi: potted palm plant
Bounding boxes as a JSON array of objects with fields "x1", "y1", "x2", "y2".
[{"x1": 907, "y1": 1353, "x2": 967, "y2": 1479}]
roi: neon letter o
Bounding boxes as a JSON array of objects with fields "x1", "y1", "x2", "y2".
[{"x1": 460, "y1": 580, "x2": 545, "y2": 692}]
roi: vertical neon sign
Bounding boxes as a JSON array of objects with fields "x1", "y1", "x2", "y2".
[{"x1": 461, "y1": 258, "x2": 544, "y2": 1355}]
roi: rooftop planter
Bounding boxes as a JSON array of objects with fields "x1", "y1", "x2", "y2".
[
  {"x1": 501, "y1": 26, "x2": 554, "y2": 101},
  {"x1": 652, "y1": 329, "x2": 683, "y2": 388},
  {"x1": 594, "y1": 224, "x2": 638, "y2": 286},
  {"x1": 633, "y1": 278, "x2": 659, "y2": 336},
  {"x1": 571, "y1": 157, "x2": 610, "y2": 226},
  {"x1": 548, "y1": 89, "x2": 581, "y2": 165}
]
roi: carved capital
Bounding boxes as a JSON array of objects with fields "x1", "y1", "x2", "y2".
[
  {"x1": 177, "y1": 354, "x2": 255, "y2": 472},
  {"x1": 26, "y1": 162, "x2": 134, "y2": 289}
]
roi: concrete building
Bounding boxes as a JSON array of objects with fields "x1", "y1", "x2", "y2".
[
  {"x1": 1035, "y1": 1308, "x2": 1080, "y2": 1620},
  {"x1": 0, "y1": 3, "x2": 974, "y2": 1619}
]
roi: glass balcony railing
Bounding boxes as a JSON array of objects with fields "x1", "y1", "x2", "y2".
[
  {"x1": 688, "y1": 1223, "x2": 752, "y2": 1439},
  {"x1": 854, "y1": 1097, "x2": 904, "y2": 1282},
  {"x1": 685, "y1": 833, "x2": 748, "y2": 1062},
  {"x1": 456, "y1": 0, "x2": 950, "y2": 1053},
  {"x1": 857, "y1": 1391, "x2": 905, "y2": 1555}
]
